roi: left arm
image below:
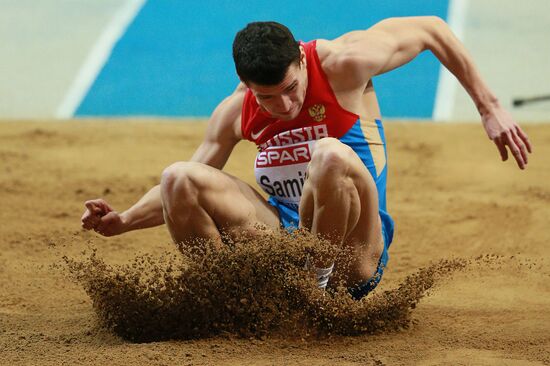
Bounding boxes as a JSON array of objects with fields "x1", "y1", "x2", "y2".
[{"x1": 333, "y1": 16, "x2": 532, "y2": 169}]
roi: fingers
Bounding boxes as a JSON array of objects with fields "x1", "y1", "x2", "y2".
[
  {"x1": 94, "y1": 212, "x2": 120, "y2": 237},
  {"x1": 81, "y1": 215, "x2": 98, "y2": 230},
  {"x1": 94, "y1": 220, "x2": 108, "y2": 236},
  {"x1": 81, "y1": 203, "x2": 101, "y2": 230},
  {"x1": 493, "y1": 136, "x2": 508, "y2": 162},
  {"x1": 81, "y1": 208, "x2": 122, "y2": 237},
  {"x1": 504, "y1": 131, "x2": 526, "y2": 169},
  {"x1": 81, "y1": 199, "x2": 113, "y2": 230},
  {"x1": 484, "y1": 108, "x2": 532, "y2": 170},
  {"x1": 85, "y1": 199, "x2": 113, "y2": 214},
  {"x1": 493, "y1": 124, "x2": 532, "y2": 170},
  {"x1": 515, "y1": 126, "x2": 532, "y2": 153},
  {"x1": 510, "y1": 130, "x2": 528, "y2": 165},
  {"x1": 81, "y1": 212, "x2": 113, "y2": 236},
  {"x1": 84, "y1": 201, "x2": 102, "y2": 216}
]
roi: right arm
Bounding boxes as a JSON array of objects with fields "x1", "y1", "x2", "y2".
[
  {"x1": 81, "y1": 84, "x2": 246, "y2": 236},
  {"x1": 327, "y1": 17, "x2": 531, "y2": 168}
]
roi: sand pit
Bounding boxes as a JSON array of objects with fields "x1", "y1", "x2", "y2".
[{"x1": 0, "y1": 120, "x2": 549, "y2": 365}]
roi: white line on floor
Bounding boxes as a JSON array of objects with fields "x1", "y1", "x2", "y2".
[
  {"x1": 433, "y1": 0, "x2": 469, "y2": 121},
  {"x1": 55, "y1": 0, "x2": 146, "y2": 119}
]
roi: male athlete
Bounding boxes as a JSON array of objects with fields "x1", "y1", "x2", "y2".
[{"x1": 81, "y1": 18, "x2": 532, "y2": 300}]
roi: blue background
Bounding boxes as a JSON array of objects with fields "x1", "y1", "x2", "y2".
[{"x1": 77, "y1": 0, "x2": 449, "y2": 118}]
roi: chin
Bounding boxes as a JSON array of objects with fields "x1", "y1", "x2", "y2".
[
  {"x1": 278, "y1": 114, "x2": 295, "y2": 121},
  {"x1": 279, "y1": 108, "x2": 301, "y2": 121}
]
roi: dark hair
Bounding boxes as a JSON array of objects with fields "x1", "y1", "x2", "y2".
[{"x1": 232, "y1": 21, "x2": 300, "y2": 85}]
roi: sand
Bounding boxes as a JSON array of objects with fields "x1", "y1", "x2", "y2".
[{"x1": 0, "y1": 120, "x2": 549, "y2": 365}]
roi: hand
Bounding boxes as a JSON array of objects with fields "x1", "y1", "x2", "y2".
[
  {"x1": 81, "y1": 199, "x2": 127, "y2": 237},
  {"x1": 481, "y1": 104, "x2": 532, "y2": 169}
]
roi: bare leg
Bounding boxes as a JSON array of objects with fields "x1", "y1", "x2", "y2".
[
  {"x1": 160, "y1": 162, "x2": 280, "y2": 248},
  {"x1": 299, "y1": 137, "x2": 384, "y2": 284}
]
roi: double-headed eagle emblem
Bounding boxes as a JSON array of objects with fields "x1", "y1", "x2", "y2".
[{"x1": 308, "y1": 104, "x2": 326, "y2": 122}]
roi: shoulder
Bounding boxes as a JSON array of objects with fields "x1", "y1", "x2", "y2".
[
  {"x1": 316, "y1": 27, "x2": 393, "y2": 70},
  {"x1": 314, "y1": 37, "x2": 372, "y2": 92},
  {"x1": 313, "y1": 21, "x2": 410, "y2": 91}
]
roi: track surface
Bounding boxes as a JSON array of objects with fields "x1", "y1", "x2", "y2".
[{"x1": 0, "y1": 120, "x2": 548, "y2": 365}]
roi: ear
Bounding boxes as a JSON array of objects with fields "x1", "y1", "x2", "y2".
[
  {"x1": 299, "y1": 45, "x2": 307, "y2": 69},
  {"x1": 237, "y1": 76, "x2": 249, "y2": 87}
]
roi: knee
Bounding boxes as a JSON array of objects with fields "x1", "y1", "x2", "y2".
[
  {"x1": 160, "y1": 162, "x2": 205, "y2": 211},
  {"x1": 161, "y1": 161, "x2": 202, "y2": 191},
  {"x1": 309, "y1": 138, "x2": 353, "y2": 182}
]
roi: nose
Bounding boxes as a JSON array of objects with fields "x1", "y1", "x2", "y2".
[{"x1": 274, "y1": 95, "x2": 293, "y2": 113}]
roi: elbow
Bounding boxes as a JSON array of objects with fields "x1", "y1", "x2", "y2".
[
  {"x1": 382, "y1": 15, "x2": 447, "y2": 27},
  {"x1": 424, "y1": 16, "x2": 453, "y2": 51},
  {"x1": 427, "y1": 15, "x2": 447, "y2": 26},
  {"x1": 430, "y1": 16, "x2": 450, "y2": 36}
]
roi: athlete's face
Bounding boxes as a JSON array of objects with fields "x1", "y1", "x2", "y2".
[{"x1": 247, "y1": 48, "x2": 308, "y2": 121}]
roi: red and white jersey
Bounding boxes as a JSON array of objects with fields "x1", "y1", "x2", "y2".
[{"x1": 241, "y1": 40, "x2": 387, "y2": 210}]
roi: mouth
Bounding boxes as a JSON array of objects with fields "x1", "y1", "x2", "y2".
[{"x1": 276, "y1": 105, "x2": 298, "y2": 119}]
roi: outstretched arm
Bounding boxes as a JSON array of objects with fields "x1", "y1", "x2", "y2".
[
  {"x1": 81, "y1": 85, "x2": 245, "y2": 236},
  {"x1": 82, "y1": 187, "x2": 164, "y2": 236},
  {"x1": 334, "y1": 16, "x2": 532, "y2": 169}
]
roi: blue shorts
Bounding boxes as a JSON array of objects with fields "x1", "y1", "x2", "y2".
[{"x1": 268, "y1": 196, "x2": 394, "y2": 300}]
